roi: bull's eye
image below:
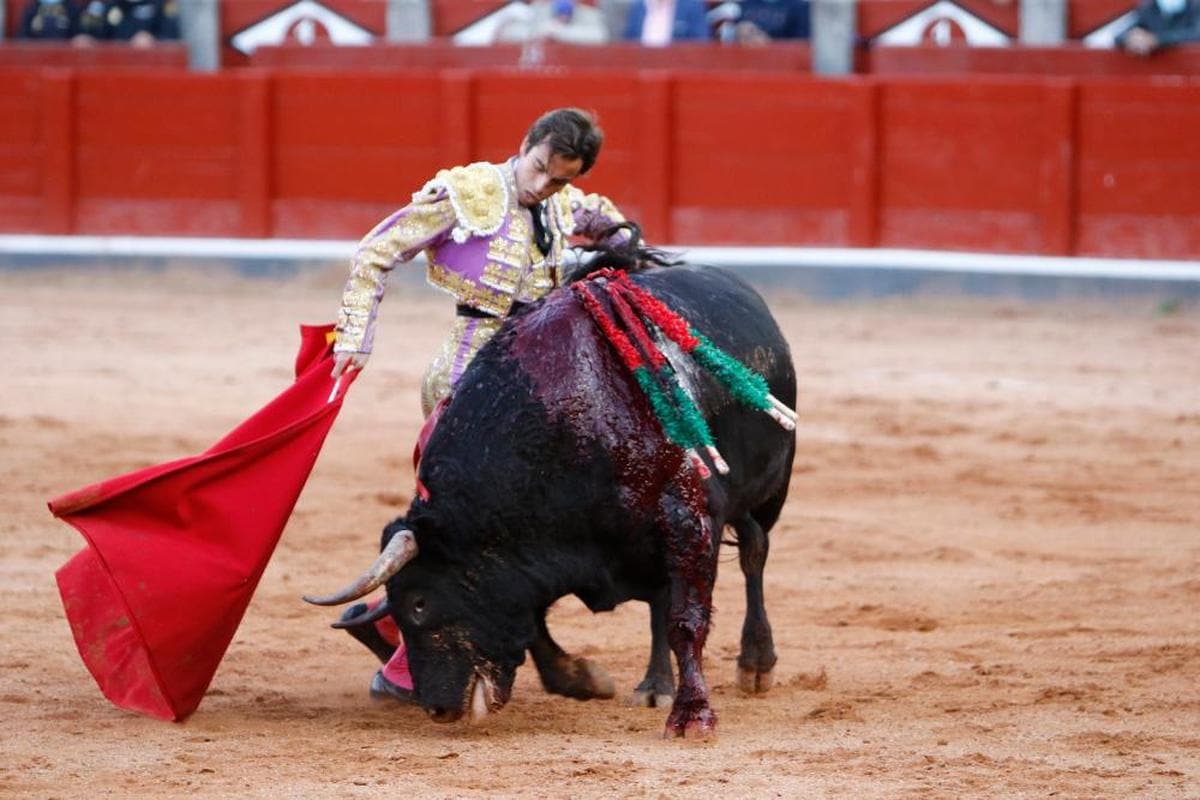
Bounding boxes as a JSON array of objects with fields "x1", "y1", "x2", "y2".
[{"x1": 409, "y1": 595, "x2": 428, "y2": 625}]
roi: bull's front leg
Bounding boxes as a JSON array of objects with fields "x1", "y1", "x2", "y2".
[{"x1": 658, "y1": 474, "x2": 721, "y2": 738}]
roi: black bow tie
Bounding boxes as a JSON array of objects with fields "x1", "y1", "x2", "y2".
[{"x1": 530, "y1": 202, "x2": 552, "y2": 257}]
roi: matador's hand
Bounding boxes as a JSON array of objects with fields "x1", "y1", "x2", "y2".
[{"x1": 332, "y1": 351, "x2": 369, "y2": 379}]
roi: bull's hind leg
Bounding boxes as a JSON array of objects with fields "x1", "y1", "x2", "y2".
[
  {"x1": 659, "y1": 476, "x2": 721, "y2": 738},
  {"x1": 630, "y1": 588, "x2": 675, "y2": 708},
  {"x1": 529, "y1": 610, "x2": 616, "y2": 701},
  {"x1": 732, "y1": 513, "x2": 777, "y2": 694}
]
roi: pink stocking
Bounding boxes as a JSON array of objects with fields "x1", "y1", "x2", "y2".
[
  {"x1": 380, "y1": 642, "x2": 413, "y2": 690},
  {"x1": 364, "y1": 597, "x2": 400, "y2": 647}
]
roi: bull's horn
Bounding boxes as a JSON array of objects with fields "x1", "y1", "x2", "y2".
[{"x1": 302, "y1": 528, "x2": 418, "y2": 606}]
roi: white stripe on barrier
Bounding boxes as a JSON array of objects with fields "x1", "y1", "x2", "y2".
[
  {"x1": 0, "y1": 235, "x2": 354, "y2": 260},
  {"x1": 672, "y1": 246, "x2": 1200, "y2": 281},
  {"x1": 2, "y1": 235, "x2": 1199, "y2": 282}
]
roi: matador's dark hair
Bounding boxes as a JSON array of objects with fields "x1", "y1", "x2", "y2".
[{"x1": 524, "y1": 108, "x2": 604, "y2": 175}]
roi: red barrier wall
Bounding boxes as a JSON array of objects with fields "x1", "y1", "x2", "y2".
[
  {"x1": 0, "y1": 41, "x2": 189, "y2": 68},
  {"x1": 877, "y1": 79, "x2": 1058, "y2": 253},
  {"x1": 0, "y1": 68, "x2": 48, "y2": 232},
  {"x1": 250, "y1": 41, "x2": 814, "y2": 72},
  {"x1": 270, "y1": 70, "x2": 444, "y2": 237},
  {"x1": 1, "y1": 66, "x2": 1198, "y2": 259},
  {"x1": 670, "y1": 74, "x2": 875, "y2": 246},
  {"x1": 73, "y1": 71, "x2": 252, "y2": 235},
  {"x1": 248, "y1": 41, "x2": 1200, "y2": 80},
  {"x1": 869, "y1": 43, "x2": 1200, "y2": 77},
  {"x1": 1076, "y1": 80, "x2": 1200, "y2": 258}
]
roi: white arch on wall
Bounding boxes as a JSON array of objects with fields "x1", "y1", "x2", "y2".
[{"x1": 875, "y1": 0, "x2": 1012, "y2": 47}]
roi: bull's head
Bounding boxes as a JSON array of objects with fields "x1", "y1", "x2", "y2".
[{"x1": 305, "y1": 519, "x2": 533, "y2": 724}]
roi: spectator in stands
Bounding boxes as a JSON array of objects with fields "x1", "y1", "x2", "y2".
[
  {"x1": 17, "y1": 0, "x2": 81, "y2": 39},
  {"x1": 76, "y1": 0, "x2": 180, "y2": 46},
  {"x1": 1117, "y1": 0, "x2": 1200, "y2": 56},
  {"x1": 492, "y1": 0, "x2": 610, "y2": 44},
  {"x1": 622, "y1": 0, "x2": 710, "y2": 45},
  {"x1": 708, "y1": 0, "x2": 810, "y2": 44}
]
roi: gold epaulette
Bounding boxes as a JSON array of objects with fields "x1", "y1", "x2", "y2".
[{"x1": 414, "y1": 162, "x2": 508, "y2": 244}]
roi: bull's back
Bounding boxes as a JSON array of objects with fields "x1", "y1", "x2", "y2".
[
  {"x1": 634, "y1": 265, "x2": 796, "y2": 407},
  {"x1": 423, "y1": 263, "x2": 795, "y2": 593},
  {"x1": 632, "y1": 266, "x2": 796, "y2": 518}
]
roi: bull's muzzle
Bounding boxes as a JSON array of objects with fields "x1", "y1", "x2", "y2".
[{"x1": 426, "y1": 671, "x2": 496, "y2": 725}]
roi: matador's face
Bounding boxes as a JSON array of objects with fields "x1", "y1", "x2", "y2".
[{"x1": 514, "y1": 139, "x2": 583, "y2": 208}]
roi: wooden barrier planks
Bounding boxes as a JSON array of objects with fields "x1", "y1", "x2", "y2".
[
  {"x1": 269, "y1": 69, "x2": 445, "y2": 237},
  {"x1": 1075, "y1": 79, "x2": 1200, "y2": 259},
  {"x1": 671, "y1": 73, "x2": 867, "y2": 246},
  {"x1": 0, "y1": 65, "x2": 1196, "y2": 260}
]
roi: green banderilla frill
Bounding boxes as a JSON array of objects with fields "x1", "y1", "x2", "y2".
[
  {"x1": 691, "y1": 332, "x2": 770, "y2": 410},
  {"x1": 690, "y1": 332, "x2": 797, "y2": 430}
]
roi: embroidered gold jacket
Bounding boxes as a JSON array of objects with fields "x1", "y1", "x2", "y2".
[{"x1": 335, "y1": 159, "x2": 625, "y2": 354}]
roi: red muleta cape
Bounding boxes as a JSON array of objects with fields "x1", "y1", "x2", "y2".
[{"x1": 48, "y1": 324, "x2": 356, "y2": 722}]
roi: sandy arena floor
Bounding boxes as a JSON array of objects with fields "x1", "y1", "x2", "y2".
[{"x1": 1, "y1": 265, "x2": 1197, "y2": 798}]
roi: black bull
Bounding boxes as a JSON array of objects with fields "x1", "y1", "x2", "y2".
[{"x1": 311, "y1": 263, "x2": 796, "y2": 738}]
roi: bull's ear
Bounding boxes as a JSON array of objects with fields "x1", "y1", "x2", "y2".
[{"x1": 303, "y1": 528, "x2": 419, "y2": 606}]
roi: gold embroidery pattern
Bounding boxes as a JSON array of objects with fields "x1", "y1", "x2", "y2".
[
  {"x1": 525, "y1": 264, "x2": 555, "y2": 297},
  {"x1": 482, "y1": 261, "x2": 522, "y2": 294},
  {"x1": 421, "y1": 162, "x2": 508, "y2": 243},
  {"x1": 335, "y1": 196, "x2": 457, "y2": 353},
  {"x1": 386, "y1": 203, "x2": 456, "y2": 254},
  {"x1": 420, "y1": 316, "x2": 504, "y2": 416},
  {"x1": 334, "y1": 270, "x2": 382, "y2": 353},
  {"x1": 488, "y1": 234, "x2": 530, "y2": 267},
  {"x1": 551, "y1": 189, "x2": 576, "y2": 235},
  {"x1": 426, "y1": 261, "x2": 511, "y2": 317},
  {"x1": 507, "y1": 212, "x2": 531, "y2": 243}
]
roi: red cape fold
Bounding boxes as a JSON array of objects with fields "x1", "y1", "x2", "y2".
[{"x1": 49, "y1": 324, "x2": 357, "y2": 722}]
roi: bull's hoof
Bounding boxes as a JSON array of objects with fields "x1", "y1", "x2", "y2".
[
  {"x1": 663, "y1": 707, "x2": 717, "y2": 739},
  {"x1": 630, "y1": 672, "x2": 675, "y2": 708},
  {"x1": 629, "y1": 689, "x2": 675, "y2": 708},
  {"x1": 579, "y1": 659, "x2": 616, "y2": 700},
  {"x1": 542, "y1": 657, "x2": 615, "y2": 701},
  {"x1": 736, "y1": 666, "x2": 774, "y2": 695}
]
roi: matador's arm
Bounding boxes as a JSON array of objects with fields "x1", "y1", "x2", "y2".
[{"x1": 334, "y1": 192, "x2": 457, "y2": 356}]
